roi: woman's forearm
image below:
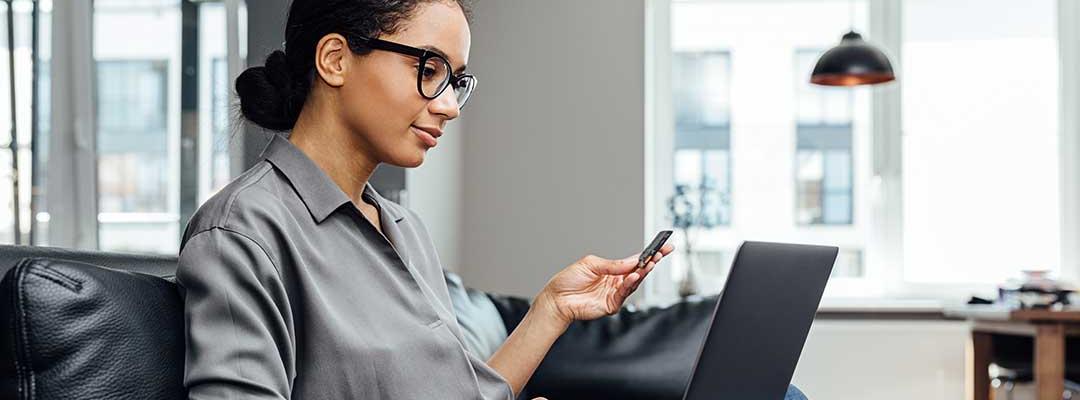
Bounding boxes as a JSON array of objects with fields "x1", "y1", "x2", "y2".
[{"x1": 486, "y1": 292, "x2": 570, "y2": 397}]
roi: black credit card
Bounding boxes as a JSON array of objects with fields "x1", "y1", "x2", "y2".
[{"x1": 638, "y1": 230, "x2": 673, "y2": 267}]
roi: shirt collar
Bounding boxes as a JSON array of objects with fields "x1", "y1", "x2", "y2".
[{"x1": 260, "y1": 134, "x2": 405, "y2": 225}]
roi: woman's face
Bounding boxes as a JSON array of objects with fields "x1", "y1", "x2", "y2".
[{"x1": 339, "y1": 1, "x2": 471, "y2": 168}]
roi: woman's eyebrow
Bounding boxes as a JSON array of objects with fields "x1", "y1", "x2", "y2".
[{"x1": 420, "y1": 45, "x2": 468, "y2": 73}]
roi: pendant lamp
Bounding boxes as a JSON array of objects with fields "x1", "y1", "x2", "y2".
[{"x1": 810, "y1": 30, "x2": 895, "y2": 86}]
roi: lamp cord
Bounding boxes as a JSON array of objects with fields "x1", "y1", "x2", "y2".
[{"x1": 849, "y1": 0, "x2": 856, "y2": 32}]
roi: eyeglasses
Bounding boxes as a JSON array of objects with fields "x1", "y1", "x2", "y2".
[{"x1": 353, "y1": 35, "x2": 476, "y2": 109}]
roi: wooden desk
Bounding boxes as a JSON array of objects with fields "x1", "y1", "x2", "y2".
[{"x1": 955, "y1": 308, "x2": 1080, "y2": 400}]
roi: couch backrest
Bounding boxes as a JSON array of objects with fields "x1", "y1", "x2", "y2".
[
  {"x1": 0, "y1": 246, "x2": 185, "y2": 400},
  {"x1": 0, "y1": 245, "x2": 177, "y2": 279}
]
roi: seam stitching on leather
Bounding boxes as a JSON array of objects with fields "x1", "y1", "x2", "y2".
[
  {"x1": 24, "y1": 263, "x2": 82, "y2": 293},
  {"x1": 15, "y1": 260, "x2": 36, "y2": 399},
  {"x1": 24, "y1": 271, "x2": 81, "y2": 294},
  {"x1": 5, "y1": 262, "x2": 24, "y2": 398}
]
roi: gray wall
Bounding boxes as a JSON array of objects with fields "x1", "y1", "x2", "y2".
[
  {"x1": 241, "y1": 0, "x2": 286, "y2": 168},
  {"x1": 457, "y1": 0, "x2": 648, "y2": 298}
]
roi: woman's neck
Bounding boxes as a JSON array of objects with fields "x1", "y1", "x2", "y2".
[{"x1": 288, "y1": 104, "x2": 378, "y2": 207}]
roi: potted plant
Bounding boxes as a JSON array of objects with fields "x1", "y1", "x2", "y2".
[{"x1": 667, "y1": 177, "x2": 727, "y2": 298}]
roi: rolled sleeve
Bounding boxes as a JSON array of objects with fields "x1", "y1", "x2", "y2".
[{"x1": 177, "y1": 227, "x2": 296, "y2": 399}]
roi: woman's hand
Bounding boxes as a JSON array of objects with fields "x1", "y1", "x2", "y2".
[
  {"x1": 535, "y1": 243, "x2": 675, "y2": 326},
  {"x1": 488, "y1": 243, "x2": 674, "y2": 397}
]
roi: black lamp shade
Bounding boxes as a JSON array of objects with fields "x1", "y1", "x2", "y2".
[{"x1": 810, "y1": 31, "x2": 895, "y2": 86}]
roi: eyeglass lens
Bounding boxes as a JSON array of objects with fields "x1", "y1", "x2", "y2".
[{"x1": 418, "y1": 56, "x2": 475, "y2": 108}]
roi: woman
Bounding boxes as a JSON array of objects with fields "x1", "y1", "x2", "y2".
[{"x1": 176, "y1": 0, "x2": 673, "y2": 398}]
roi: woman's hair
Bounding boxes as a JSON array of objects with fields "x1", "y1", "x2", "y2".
[{"x1": 235, "y1": 0, "x2": 473, "y2": 131}]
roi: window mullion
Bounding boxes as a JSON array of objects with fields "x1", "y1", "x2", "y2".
[
  {"x1": 224, "y1": 0, "x2": 244, "y2": 184},
  {"x1": 642, "y1": 0, "x2": 677, "y2": 306},
  {"x1": 1057, "y1": 0, "x2": 1080, "y2": 285},
  {"x1": 45, "y1": 0, "x2": 97, "y2": 249},
  {"x1": 869, "y1": 0, "x2": 903, "y2": 296}
]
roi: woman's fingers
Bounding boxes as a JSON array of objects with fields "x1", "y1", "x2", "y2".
[
  {"x1": 632, "y1": 262, "x2": 656, "y2": 291},
  {"x1": 640, "y1": 260, "x2": 657, "y2": 279},
  {"x1": 584, "y1": 242, "x2": 674, "y2": 278},
  {"x1": 611, "y1": 257, "x2": 663, "y2": 309},
  {"x1": 642, "y1": 243, "x2": 674, "y2": 265},
  {"x1": 624, "y1": 258, "x2": 660, "y2": 296},
  {"x1": 619, "y1": 271, "x2": 641, "y2": 299},
  {"x1": 657, "y1": 243, "x2": 675, "y2": 257},
  {"x1": 634, "y1": 260, "x2": 655, "y2": 280},
  {"x1": 582, "y1": 254, "x2": 638, "y2": 275}
]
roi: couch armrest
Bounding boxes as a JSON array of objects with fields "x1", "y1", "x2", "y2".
[
  {"x1": 486, "y1": 293, "x2": 718, "y2": 400},
  {"x1": 0, "y1": 257, "x2": 186, "y2": 400}
]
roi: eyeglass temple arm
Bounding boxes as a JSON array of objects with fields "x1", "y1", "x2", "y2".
[{"x1": 355, "y1": 36, "x2": 430, "y2": 59}]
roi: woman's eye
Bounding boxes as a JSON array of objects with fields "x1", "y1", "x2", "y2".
[{"x1": 417, "y1": 64, "x2": 437, "y2": 80}]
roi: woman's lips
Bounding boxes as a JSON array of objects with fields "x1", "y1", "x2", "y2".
[{"x1": 411, "y1": 125, "x2": 438, "y2": 148}]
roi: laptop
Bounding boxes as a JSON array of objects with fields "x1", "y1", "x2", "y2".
[{"x1": 682, "y1": 241, "x2": 838, "y2": 400}]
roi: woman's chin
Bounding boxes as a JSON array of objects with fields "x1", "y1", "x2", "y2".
[{"x1": 389, "y1": 150, "x2": 426, "y2": 168}]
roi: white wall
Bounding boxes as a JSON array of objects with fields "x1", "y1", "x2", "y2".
[
  {"x1": 793, "y1": 320, "x2": 969, "y2": 400},
  {"x1": 456, "y1": 0, "x2": 649, "y2": 298}
]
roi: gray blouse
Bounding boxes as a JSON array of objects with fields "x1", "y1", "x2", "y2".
[{"x1": 176, "y1": 133, "x2": 514, "y2": 399}]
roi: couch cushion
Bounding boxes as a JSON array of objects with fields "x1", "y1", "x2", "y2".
[
  {"x1": 444, "y1": 271, "x2": 509, "y2": 359},
  {"x1": 488, "y1": 292, "x2": 720, "y2": 400},
  {"x1": 0, "y1": 257, "x2": 185, "y2": 400}
]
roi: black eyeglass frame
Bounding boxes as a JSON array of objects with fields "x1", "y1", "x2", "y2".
[{"x1": 353, "y1": 35, "x2": 475, "y2": 108}]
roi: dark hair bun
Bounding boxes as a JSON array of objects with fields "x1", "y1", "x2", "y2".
[{"x1": 235, "y1": 50, "x2": 301, "y2": 131}]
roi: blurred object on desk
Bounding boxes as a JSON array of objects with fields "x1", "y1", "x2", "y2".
[{"x1": 999, "y1": 270, "x2": 1075, "y2": 309}]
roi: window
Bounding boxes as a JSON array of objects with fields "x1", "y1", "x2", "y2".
[
  {"x1": 209, "y1": 57, "x2": 231, "y2": 194},
  {"x1": 0, "y1": 0, "x2": 48, "y2": 246},
  {"x1": 79, "y1": 0, "x2": 246, "y2": 254},
  {"x1": 900, "y1": 0, "x2": 1061, "y2": 286},
  {"x1": 649, "y1": 0, "x2": 875, "y2": 304},
  {"x1": 96, "y1": 60, "x2": 170, "y2": 215},
  {"x1": 0, "y1": 1, "x2": 245, "y2": 252},
  {"x1": 94, "y1": 0, "x2": 181, "y2": 254},
  {"x1": 34, "y1": 3, "x2": 50, "y2": 245},
  {"x1": 199, "y1": 0, "x2": 246, "y2": 202},
  {"x1": 672, "y1": 51, "x2": 732, "y2": 226},
  {"x1": 95, "y1": 59, "x2": 176, "y2": 254},
  {"x1": 795, "y1": 49, "x2": 854, "y2": 226},
  {"x1": 648, "y1": 0, "x2": 1077, "y2": 303}
]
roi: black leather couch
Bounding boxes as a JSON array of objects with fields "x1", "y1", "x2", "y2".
[{"x1": 0, "y1": 245, "x2": 719, "y2": 400}]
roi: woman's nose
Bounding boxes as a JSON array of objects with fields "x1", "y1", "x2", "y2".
[{"x1": 429, "y1": 86, "x2": 461, "y2": 120}]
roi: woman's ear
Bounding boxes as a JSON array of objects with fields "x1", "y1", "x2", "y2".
[{"x1": 314, "y1": 33, "x2": 348, "y2": 87}]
